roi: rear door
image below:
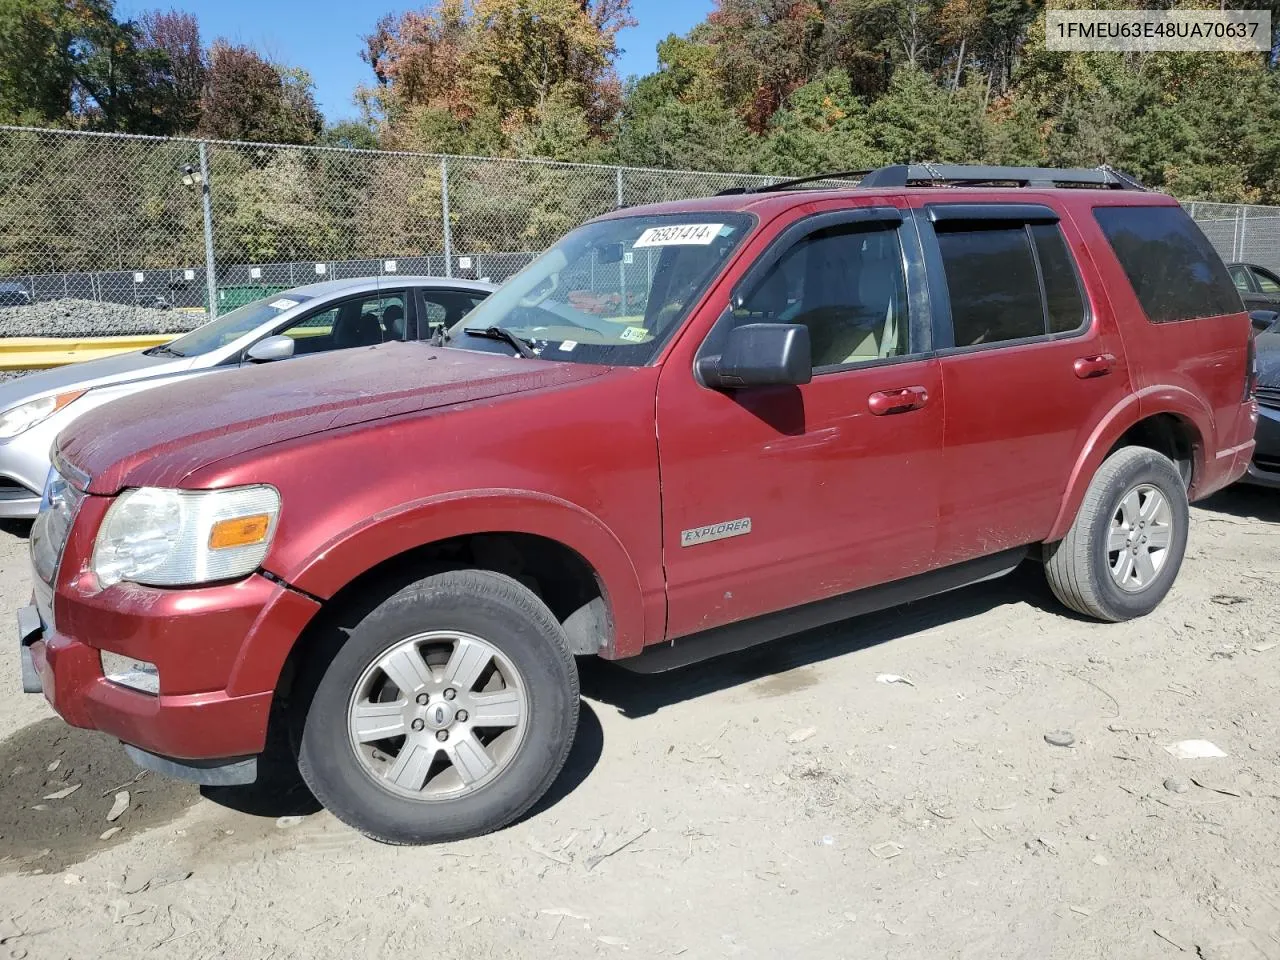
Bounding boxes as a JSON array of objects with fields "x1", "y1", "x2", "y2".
[{"x1": 916, "y1": 202, "x2": 1132, "y2": 563}]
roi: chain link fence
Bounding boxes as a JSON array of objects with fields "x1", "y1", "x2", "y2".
[{"x1": 1, "y1": 124, "x2": 1277, "y2": 336}]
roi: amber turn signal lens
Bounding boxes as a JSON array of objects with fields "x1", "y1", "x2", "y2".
[{"x1": 208, "y1": 514, "x2": 270, "y2": 550}]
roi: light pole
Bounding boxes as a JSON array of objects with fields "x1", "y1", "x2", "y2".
[{"x1": 183, "y1": 145, "x2": 218, "y2": 318}]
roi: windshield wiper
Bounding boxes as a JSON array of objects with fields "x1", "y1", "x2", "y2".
[
  {"x1": 462, "y1": 326, "x2": 538, "y2": 359},
  {"x1": 145, "y1": 344, "x2": 184, "y2": 358}
]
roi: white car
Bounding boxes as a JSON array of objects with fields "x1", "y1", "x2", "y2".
[{"x1": 0, "y1": 276, "x2": 495, "y2": 517}]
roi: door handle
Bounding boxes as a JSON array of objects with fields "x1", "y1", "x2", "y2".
[
  {"x1": 1073, "y1": 354, "x2": 1115, "y2": 379},
  {"x1": 868, "y1": 385, "x2": 928, "y2": 416}
]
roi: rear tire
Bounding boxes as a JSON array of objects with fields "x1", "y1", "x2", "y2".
[
  {"x1": 294, "y1": 569, "x2": 579, "y2": 844},
  {"x1": 1045, "y1": 446, "x2": 1189, "y2": 622}
]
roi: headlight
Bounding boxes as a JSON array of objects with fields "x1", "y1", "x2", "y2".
[
  {"x1": 93, "y1": 485, "x2": 280, "y2": 589},
  {"x1": 0, "y1": 391, "x2": 83, "y2": 439}
]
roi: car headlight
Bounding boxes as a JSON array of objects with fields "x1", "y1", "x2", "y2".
[
  {"x1": 93, "y1": 485, "x2": 280, "y2": 589},
  {"x1": 0, "y1": 391, "x2": 83, "y2": 439}
]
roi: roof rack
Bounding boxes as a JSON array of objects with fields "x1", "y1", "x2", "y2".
[{"x1": 719, "y1": 163, "x2": 1147, "y2": 196}]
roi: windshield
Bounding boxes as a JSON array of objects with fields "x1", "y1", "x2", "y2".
[
  {"x1": 161, "y1": 294, "x2": 313, "y2": 357},
  {"x1": 450, "y1": 213, "x2": 754, "y2": 366}
]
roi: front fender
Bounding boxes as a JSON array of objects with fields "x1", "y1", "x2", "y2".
[
  {"x1": 274, "y1": 487, "x2": 648, "y2": 657},
  {"x1": 1045, "y1": 386, "x2": 1210, "y2": 542}
]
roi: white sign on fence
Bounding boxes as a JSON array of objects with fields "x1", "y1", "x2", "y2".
[
  {"x1": 133, "y1": 272, "x2": 144, "y2": 283},
  {"x1": 315, "y1": 263, "x2": 326, "y2": 275},
  {"x1": 384, "y1": 260, "x2": 398, "y2": 273},
  {"x1": 183, "y1": 268, "x2": 195, "y2": 281},
  {"x1": 250, "y1": 267, "x2": 262, "y2": 280}
]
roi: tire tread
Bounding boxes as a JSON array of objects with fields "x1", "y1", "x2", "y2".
[{"x1": 295, "y1": 568, "x2": 579, "y2": 845}]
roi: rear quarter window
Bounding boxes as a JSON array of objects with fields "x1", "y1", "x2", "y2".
[{"x1": 1093, "y1": 205, "x2": 1242, "y2": 323}]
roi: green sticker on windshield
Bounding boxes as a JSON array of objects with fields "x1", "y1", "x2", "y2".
[{"x1": 619, "y1": 326, "x2": 649, "y2": 343}]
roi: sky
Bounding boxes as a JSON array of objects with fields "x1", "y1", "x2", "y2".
[{"x1": 116, "y1": 0, "x2": 718, "y2": 122}]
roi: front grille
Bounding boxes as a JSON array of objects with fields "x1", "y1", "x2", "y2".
[
  {"x1": 30, "y1": 469, "x2": 84, "y2": 587},
  {"x1": 1258, "y1": 385, "x2": 1280, "y2": 410}
]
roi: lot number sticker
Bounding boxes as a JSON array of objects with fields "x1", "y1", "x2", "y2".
[{"x1": 634, "y1": 223, "x2": 725, "y2": 247}]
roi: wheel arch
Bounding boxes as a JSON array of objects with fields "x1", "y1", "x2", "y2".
[
  {"x1": 1046, "y1": 390, "x2": 1208, "y2": 542},
  {"x1": 230, "y1": 490, "x2": 648, "y2": 700}
]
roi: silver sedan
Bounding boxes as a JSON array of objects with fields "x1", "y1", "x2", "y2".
[{"x1": 0, "y1": 276, "x2": 495, "y2": 518}]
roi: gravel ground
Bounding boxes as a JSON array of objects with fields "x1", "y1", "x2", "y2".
[
  {"x1": 0, "y1": 300, "x2": 207, "y2": 339},
  {"x1": 0, "y1": 489, "x2": 1276, "y2": 959}
]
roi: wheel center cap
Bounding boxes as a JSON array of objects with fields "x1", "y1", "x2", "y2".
[{"x1": 421, "y1": 700, "x2": 457, "y2": 731}]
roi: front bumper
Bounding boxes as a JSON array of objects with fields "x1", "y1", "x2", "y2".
[{"x1": 21, "y1": 569, "x2": 320, "y2": 778}]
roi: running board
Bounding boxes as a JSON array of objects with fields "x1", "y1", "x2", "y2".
[{"x1": 618, "y1": 547, "x2": 1029, "y2": 674}]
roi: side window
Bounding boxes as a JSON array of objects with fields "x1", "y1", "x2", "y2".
[
  {"x1": 417, "y1": 290, "x2": 488, "y2": 338},
  {"x1": 1093, "y1": 205, "x2": 1241, "y2": 322},
  {"x1": 276, "y1": 292, "x2": 403, "y2": 355},
  {"x1": 374, "y1": 294, "x2": 407, "y2": 340},
  {"x1": 734, "y1": 223, "x2": 910, "y2": 369},
  {"x1": 936, "y1": 227, "x2": 1044, "y2": 345},
  {"x1": 1031, "y1": 224, "x2": 1086, "y2": 334},
  {"x1": 935, "y1": 221, "x2": 1086, "y2": 346},
  {"x1": 1230, "y1": 264, "x2": 1254, "y2": 293},
  {"x1": 1252, "y1": 267, "x2": 1280, "y2": 295}
]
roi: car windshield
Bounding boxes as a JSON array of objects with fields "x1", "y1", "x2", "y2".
[
  {"x1": 161, "y1": 294, "x2": 313, "y2": 357},
  {"x1": 449, "y1": 213, "x2": 754, "y2": 366}
]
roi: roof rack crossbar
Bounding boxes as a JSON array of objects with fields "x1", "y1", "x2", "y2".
[
  {"x1": 870, "y1": 163, "x2": 1146, "y2": 190},
  {"x1": 719, "y1": 163, "x2": 1147, "y2": 195},
  {"x1": 716, "y1": 169, "x2": 872, "y2": 196}
]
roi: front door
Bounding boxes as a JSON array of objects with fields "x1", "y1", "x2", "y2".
[{"x1": 656, "y1": 210, "x2": 945, "y2": 640}]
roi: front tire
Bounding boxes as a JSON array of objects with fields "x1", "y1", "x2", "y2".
[
  {"x1": 1045, "y1": 446, "x2": 1189, "y2": 622},
  {"x1": 295, "y1": 569, "x2": 579, "y2": 844}
]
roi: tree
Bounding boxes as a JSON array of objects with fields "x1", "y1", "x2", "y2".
[
  {"x1": 360, "y1": 0, "x2": 633, "y2": 154},
  {"x1": 138, "y1": 9, "x2": 205, "y2": 132},
  {"x1": 199, "y1": 42, "x2": 323, "y2": 144},
  {"x1": 758, "y1": 69, "x2": 877, "y2": 174},
  {"x1": 0, "y1": 0, "x2": 78, "y2": 124},
  {"x1": 0, "y1": 0, "x2": 183, "y2": 132},
  {"x1": 612, "y1": 32, "x2": 755, "y2": 171}
]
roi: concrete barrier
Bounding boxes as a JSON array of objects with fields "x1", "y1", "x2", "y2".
[{"x1": 0, "y1": 335, "x2": 180, "y2": 371}]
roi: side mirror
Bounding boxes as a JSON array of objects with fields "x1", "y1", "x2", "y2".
[
  {"x1": 698, "y1": 323, "x2": 812, "y2": 390},
  {"x1": 246, "y1": 334, "x2": 295, "y2": 363},
  {"x1": 1250, "y1": 310, "x2": 1278, "y2": 334}
]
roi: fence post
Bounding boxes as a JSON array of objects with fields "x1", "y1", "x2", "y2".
[
  {"x1": 1239, "y1": 207, "x2": 1248, "y2": 261},
  {"x1": 615, "y1": 167, "x2": 624, "y2": 208},
  {"x1": 441, "y1": 157, "x2": 454, "y2": 278},
  {"x1": 198, "y1": 142, "x2": 218, "y2": 318}
]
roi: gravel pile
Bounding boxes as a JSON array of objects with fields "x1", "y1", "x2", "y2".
[{"x1": 0, "y1": 300, "x2": 208, "y2": 339}]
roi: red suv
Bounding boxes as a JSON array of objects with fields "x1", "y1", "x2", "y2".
[{"x1": 20, "y1": 164, "x2": 1257, "y2": 844}]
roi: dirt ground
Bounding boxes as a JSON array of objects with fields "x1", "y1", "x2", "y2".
[{"x1": 0, "y1": 488, "x2": 1277, "y2": 960}]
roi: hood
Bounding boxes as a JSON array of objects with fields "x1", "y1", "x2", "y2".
[
  {"x1": 1257, "y1": 330, "x2": 1280, "y2": 388},
  {"x1": 57, "y1": 342, "x2": 607, "y2": 495},
  {"x1": 0, "y1": 349, "x2": 186, "y2": 413}
]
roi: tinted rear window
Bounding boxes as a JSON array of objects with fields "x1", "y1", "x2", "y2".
[
  {"x1": 1093, "y1": 206, "x2": 1241, "y2": 323},
  {"x1": 937, "y1": 227, "x2": 1044, "y2": 345},
  {"x1": 1032, "y1": 223, "x2": 1087, "y2": 333},
  {"x1": 935, "y1": 221, "x2": 1086, "y2": 346}
]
